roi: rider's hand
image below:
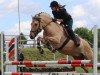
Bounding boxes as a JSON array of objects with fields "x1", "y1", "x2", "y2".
[
  {"x1": 56, "y1": 19, "x2": 63, "y2": 22},
  {"x1": 52, "y1": 18, "x2": 57, "y2": 22}
]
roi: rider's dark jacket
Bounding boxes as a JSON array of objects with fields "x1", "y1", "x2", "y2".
[
  {"x1": 52, "y1": 7, "x2": 72, "y2": 26},
  {"x1": 18, "y1": 52, "x2": 24, "y2": 61}
]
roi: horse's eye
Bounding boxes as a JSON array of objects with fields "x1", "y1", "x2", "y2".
[{"x1": 35, "y1": 23, "x2": 37, "y2": 26}]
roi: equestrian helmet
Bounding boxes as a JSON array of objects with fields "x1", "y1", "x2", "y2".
[{"x1": 50, "y1": 1, "x2": 59, "y2": 7}]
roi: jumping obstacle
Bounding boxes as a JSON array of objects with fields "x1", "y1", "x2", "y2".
[
  {"x1": 4, "y1": 60, "x2": 100, "y2": 67},
  {"x1": 1, "y1": 25, "x2": 99, "y2": 75},
  {"x1": 5, "y1": 61, "x2": 95, "y2": 67},
  {"x1": 1, "y1": 32, "x2": 18, "y2": 75},
  {"x1": 5, "y1": 60, "x2": 92, "y2": 64}
]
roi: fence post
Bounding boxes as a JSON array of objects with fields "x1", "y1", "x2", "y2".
[
  {"x1": 15, "y1": 36, "x2": 18, "y2": 61},
  {"x1": 1, "y1": 32, "x2": 4, "y2": 75},
  {"x1": 93, "y1": 25, "x2": 98, "y2": 75}
]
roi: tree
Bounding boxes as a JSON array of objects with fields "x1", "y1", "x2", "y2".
[
  {"x1": 98, "y1": 29, "x2": 100, "y2": 48},
  {"x1": 74, "y1": 27, "x2": 93, "y2": 44},
  {"x1": 18, "y1": 33, "x2": 27, "y2": 45}
]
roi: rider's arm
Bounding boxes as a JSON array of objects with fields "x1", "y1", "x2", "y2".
[{"x1": 52, "y1": 12, "x2": 63, "y2": 22}]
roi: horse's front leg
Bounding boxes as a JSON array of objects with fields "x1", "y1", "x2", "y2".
[
  {"x1": 46, "y1": 42, "x2": 56, "y2": 53},
  {"x1": 37, "y1": 37, "x2": 44, "y2": 54},
  {"x1": 44, "y1": 36, "x2": 61, "y2": 53},
  {"x1": 41, "y1": 38, "x2": 55, "y2": 53},
  {"x1": 37, "y1": 36, "x2": 55, "y2": 54}
]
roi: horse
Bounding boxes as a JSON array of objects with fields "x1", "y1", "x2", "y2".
[{"x1": 30, "y1": 12, "x2": 93, "y2": 73}]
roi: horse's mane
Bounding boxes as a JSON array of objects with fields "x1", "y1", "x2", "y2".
[{"x1": 33, "y1": 12, "x2": 51, "y2": 19}]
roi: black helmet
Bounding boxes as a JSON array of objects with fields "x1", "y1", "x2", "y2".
[{"x1": 50, "y1": 1, "x2": 59, "y2": 7}]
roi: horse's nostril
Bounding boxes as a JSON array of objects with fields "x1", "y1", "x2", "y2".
[{"x1": 30, "y1": 35, "x2": 34, "y2": 39}]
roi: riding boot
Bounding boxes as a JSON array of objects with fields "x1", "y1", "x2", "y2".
[{"x1": 65, "y1": 26, "x2": 80, "y2": 47}]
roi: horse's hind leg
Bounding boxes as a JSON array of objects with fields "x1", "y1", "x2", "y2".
[
  {"x1": 84, "y1": 47, "x2": 93, "y2": 60},
  {"x1": 73, "y1": 55, "x2": 89, "y2": 73},
  {"x1": 82, "y1": 39, "x2": 93, "y2": 60},
  {"x1": 82, "y1": 47, "x2": 93, "y2": 73}
]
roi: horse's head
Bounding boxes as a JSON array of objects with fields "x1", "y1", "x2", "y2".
[{"x1": 30, "y1": 12, "x2": 52, "y2": 39}]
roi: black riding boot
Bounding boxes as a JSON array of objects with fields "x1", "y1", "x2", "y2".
[{"x1": 65, "y1": 26, "x2": 80, "y2": 47}]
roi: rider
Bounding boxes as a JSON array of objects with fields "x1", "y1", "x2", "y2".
[{"x1": 50, "y1": 1, "x2": 80, "y2": 47}]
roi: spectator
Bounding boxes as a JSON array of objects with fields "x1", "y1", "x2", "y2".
[{"x1": 18, "y1": 48, "x2": 24, "y2": 72}]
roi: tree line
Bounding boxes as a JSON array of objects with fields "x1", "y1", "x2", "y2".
[{"x1": 74, "y1": 27, "x2": 100, "y2": 48}]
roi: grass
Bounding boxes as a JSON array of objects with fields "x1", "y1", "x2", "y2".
[{"x1": 22, "y1": 48, "x2": 68, "y2": 61}]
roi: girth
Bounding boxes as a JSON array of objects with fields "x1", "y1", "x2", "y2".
[{"x1": 55, "y1": 38, "x2": 70, "y2": 50}]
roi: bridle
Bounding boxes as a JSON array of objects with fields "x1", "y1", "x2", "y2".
[
  {"x1": 30, "y1": 18, "x2": 41, "y2": 36},
  {"x1": 30, "y1": 16, "x2": 52, "y2": 36}
]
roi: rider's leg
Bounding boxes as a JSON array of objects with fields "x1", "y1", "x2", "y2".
[
  {"x1": 65, "y1": 26, "x2": 80, "y2": 47},
  {"x1": 64, "y1": 19, "x2": 80, "y2": 47}
]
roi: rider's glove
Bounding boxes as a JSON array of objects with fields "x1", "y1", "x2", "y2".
[{"x1": 52, "y1": 18, "x2": 57, "y2": 22}]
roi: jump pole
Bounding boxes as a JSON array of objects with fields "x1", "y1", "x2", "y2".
[
  {"x1": 4, "y1": 72, "x2": 34, "y2": 75},
  {"x1": 93, "y1": 25, "x2": 98, "y2": 75},
  {"x1": 5, "y1": 60, "x2": 92, "y2": 65},
  {"x1": 5, "y1": 63, "x2": 100, "y2": 67}
]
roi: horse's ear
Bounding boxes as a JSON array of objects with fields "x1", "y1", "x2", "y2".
[
  {"x1": 34, "y1": 17, "x2": 41, "y2": 21},
  {"x1": 31, "y1": 15, "x2": 41, "y2": 21},
  {"x1": 38, "y1": 17, "x2": 41, "y2": 21}
]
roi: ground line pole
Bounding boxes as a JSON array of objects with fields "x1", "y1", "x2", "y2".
[{"x1": 93, "y1": 25, "x2": 98, "y2": 75}]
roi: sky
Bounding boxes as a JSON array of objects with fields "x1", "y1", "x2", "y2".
[{"x1": 0, "y1": 0, "x2": 100, "y2": 35}]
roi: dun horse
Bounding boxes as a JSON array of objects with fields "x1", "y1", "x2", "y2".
[{"x1": 30, "y1": 12, "x2": 93, "y2": 72}]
